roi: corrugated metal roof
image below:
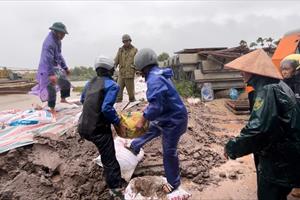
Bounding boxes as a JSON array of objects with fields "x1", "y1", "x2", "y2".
[
  {"x1": 198, "y1": 46, "x2": 250, "y2": 60},
  {"x1": 174, "y1": 47, "x2": 227, "y2": 54}
]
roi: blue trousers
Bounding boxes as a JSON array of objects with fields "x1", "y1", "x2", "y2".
[{"x1": 131, "y1": 120, "x2": 187, "y2": 189}]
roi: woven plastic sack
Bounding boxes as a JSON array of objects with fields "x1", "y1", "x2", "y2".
[
  {"x1": 118, "y1": 112, "x2": 149, "y2": 139},
  {"x1": 95, "y1": 137, "x2": 144, "y2": 182},
  {"x1": 124, "y1": 176, "x2": 191, "y2": 200}
]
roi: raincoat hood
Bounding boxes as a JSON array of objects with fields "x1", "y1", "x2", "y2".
[
  {"x1": 143, "y1": 65, "x2": 187, "y2": 126},
  {"x1": 247, "y1": 74, "x2": 279, "y2": 90},
  {"x1": 225, "y1": 49, "x2": 283, "y2": 80},
  {"x1": 148, "y1": 66, "x2": 173, "y2": 80}
]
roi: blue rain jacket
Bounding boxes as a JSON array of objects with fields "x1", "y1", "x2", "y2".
[
  {"x1": 143, "y1": 66, "x2": 187, "y2": 127},
  {"x1": 138, "y1": 66, "x2": 188, "y2": 188},
  {"x1": 81, "y1": 76, "x2": 120, "y2": 125}
]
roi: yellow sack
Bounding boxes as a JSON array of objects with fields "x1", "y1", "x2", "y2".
[{"x1": 118, "y1": 112, "x2": 149, "y2": 139}]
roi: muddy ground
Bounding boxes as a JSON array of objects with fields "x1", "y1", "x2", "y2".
[{"x1": 0, "y1": 98, "x2": 297, "y2": 200}]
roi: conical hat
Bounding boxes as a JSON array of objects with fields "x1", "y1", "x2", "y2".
[{"x1": 225, "y1": 49, "x2": 283, "y2": 79}]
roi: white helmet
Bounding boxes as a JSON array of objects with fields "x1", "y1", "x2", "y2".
[
  {"x1": 134, "y1": 48, "x2": 158, "y2": 71},
  {"x1": 94, "y1": 56, "x2": 114, "y2": 71}
]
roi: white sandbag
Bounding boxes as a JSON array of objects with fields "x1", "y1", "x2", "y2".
[
  {"x1": 124, "y1": 176, "x2": 168, "y2": 200},
  {"x1": 124, "y1": 176, "x2": 191, "y2": 200},
  {"x1": 94, "y1": 137, "x2": 144, "y2": 182}
]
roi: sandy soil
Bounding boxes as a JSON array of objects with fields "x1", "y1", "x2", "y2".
[{"x1": 0, "y1": 92, "x2": 81, "y2": 111}]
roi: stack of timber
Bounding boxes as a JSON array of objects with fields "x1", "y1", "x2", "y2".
[
  {"x1": 165, "y1": 46, "x2": 250, "y2": 91},
  {"x1": 225, "y1": 99, "x2": 250, "y2": 115}
]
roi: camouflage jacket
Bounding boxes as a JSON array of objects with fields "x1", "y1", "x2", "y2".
[{"x1": 114, "y1": 45, "x2": 137, "y2": 78}]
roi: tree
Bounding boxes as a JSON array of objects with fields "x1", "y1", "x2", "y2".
[
  {"x1": 157, "y1": 52, "x2": 170, "y2": 62},
  {"x1": 256, "y1": 37, "x2": 264, "y2": 47},
  {"x1": 248, "y1": 37, "x2": 279, "y2": 50},
  {"x1": 69, "y1": 66, "x2": 96, "y2": 81},
  {"x1": 265, "y1": 37, "x2": 274, "y2": 48},
  {"x1": 239, "y1": 40, "x2": 248, "y2": 47},
  {"x1": 249, "y1": 42, "x2": 258, "y2": 49}
]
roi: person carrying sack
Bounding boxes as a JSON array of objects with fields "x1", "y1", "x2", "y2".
[{"x1": 78, "y1": 56, "x2": 126, "y2": 199}]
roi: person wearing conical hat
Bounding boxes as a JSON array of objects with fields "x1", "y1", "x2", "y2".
[{"x1": 224, "y1": 49, "x2": 300, "y2": 200}]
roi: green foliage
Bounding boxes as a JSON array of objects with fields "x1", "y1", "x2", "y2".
[
  {"x1": 157, "y1": 52, "x2": 170, "y2": 62},
  {"x1": 249, "y1": 42, "x2": 257, "y2": 48},
  {"x1": 174, "y1": 80, "x2": 197, "y2": 97},
  {"x1": 239, "y1": 40, "x2": 248, "y2": 47},
  {"x1": 241, "y1": 37, "x2": 279, "y2": 49},
  {"x1": 69, "y1": 66, "x2": 96, "y2": 81},
  {"x1": 256, "y1": 37, "x2": 264, "y2": 47},
  {"x1": 265, "y1": 37, "x2": 274, "y2": 43}
]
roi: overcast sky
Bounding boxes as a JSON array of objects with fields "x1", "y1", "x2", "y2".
[{"x1": 1, "y1": 0, "x2": 300, "y2": 69}]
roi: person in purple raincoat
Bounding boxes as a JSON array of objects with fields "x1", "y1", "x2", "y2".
[{"x1": 31, "y1": 22, "x2": 71, "y2": 117}]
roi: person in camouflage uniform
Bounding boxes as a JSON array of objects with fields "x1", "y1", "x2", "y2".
[{"x1": 114, "y1": 34, "x2": 138, "y2": 102}]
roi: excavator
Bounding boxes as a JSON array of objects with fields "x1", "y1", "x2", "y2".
[
  {"x1": 0, "y1": 67, "x2": 21, "y2": 80},
  {"x1": 0, "y1": 67, "x2": 35, "y2": 94},
  {"x1": 272, "y1": 29, "x2": 300, "y2": 68}
]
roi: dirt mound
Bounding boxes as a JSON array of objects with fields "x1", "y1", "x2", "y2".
[
  {"x1": 133, "y1": 102, "x2": 229, "y2": 191},
  {"x1": 0, "y1": 100, "x2": 236, "y2": 199},
  {"x1": 0, "y1": 129, "x2": 110, "y2": 200}
]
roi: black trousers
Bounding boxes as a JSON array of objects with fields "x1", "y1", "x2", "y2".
[
  {"x1": 47, "y1": 76, "x2": 71, "y2": 108},
  {"x1": 257, "y1": 175, "x2": 292, "y2": 200},
  {"x1": 88, "y1": 127, "x2": 122, "y2": 189}
]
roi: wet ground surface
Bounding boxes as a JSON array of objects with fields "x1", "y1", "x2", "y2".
[
  {"x1": 0, "y1": 98, "x2": 252, "y2": 200},
  {"x1": 0, "y1": 78, "x2": 299, "y2": 199}
]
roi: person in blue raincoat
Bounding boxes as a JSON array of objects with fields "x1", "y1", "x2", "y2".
[
  {"x1": 78, "y1": 56, "x2": 126, "y2": 199},
  {"x1": 30, "y1": 22, "x2": 71, "y2": 116},
  {"x1": 128, "y1": 48, "x2": 191, "y2": 199}
]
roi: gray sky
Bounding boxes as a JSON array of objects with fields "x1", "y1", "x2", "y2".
[{"x1": 1, "y1": 1, "x2": 300, "y2": 69}]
